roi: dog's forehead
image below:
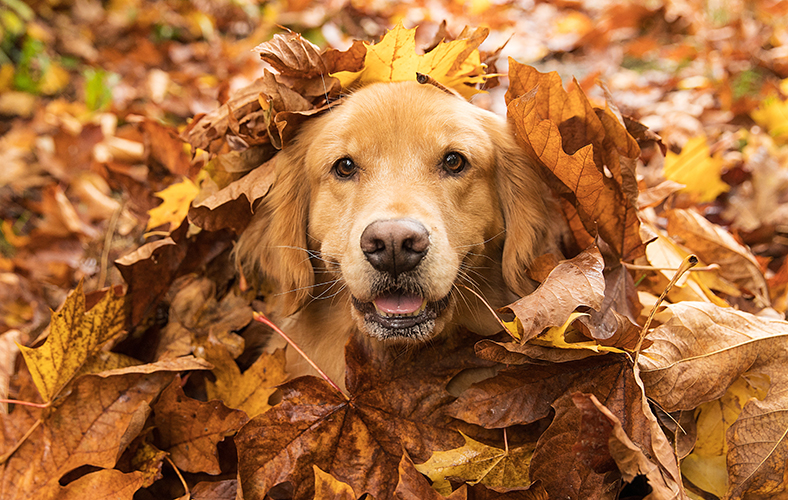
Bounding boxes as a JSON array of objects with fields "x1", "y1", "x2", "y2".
[{"x1": 305, "y1": 82, "x2": 496, "y2": 162}]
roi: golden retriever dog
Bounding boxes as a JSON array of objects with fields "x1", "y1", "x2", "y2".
[{"x1": 236, "y1": 81, "x2": 556, "y2": 386}]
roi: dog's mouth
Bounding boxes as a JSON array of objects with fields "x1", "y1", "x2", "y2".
[{"x1": 351, "y1": 288, "x2": 451, "y2": 341}]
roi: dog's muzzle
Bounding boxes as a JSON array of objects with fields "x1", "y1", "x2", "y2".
[{"x1": 353, "y1": 218, "x2": 449, "y2": 340}]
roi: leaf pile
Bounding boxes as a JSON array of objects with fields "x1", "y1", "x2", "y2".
[{"x1": 3, "y1": 1, "x2": 788, "y2": 499}]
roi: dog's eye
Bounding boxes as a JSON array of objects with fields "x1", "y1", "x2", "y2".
[
  {"x1": 442, "y1": 152, "x2": 467, "y2": 174},
  {"x1": 332, "y1": 157, "x2": 357, "y2": 179}
]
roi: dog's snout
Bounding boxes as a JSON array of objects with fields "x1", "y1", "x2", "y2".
[{"x1": 360, "y1": 218, "x2": 429, "y2": 276}]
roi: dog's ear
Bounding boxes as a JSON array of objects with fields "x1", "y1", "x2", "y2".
[
  {"x1": 486, "y1": 116, "x2": 556, "y2": 297},
  {"x1": 235, "y1": 148, "x2": 313, "y2": 316}
]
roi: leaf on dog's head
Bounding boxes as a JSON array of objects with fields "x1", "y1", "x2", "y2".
[
  {"x1": 506, "y1": 61, "x2": 645, "y2": 261},
  {"x1": 188, "y1": 157, "x2": 276, "y2": 234},
  {"x1": 331, "y1": 22, "x2": 490, "y2": 99},
  {"x1": 254, "y1": 33, "x2": 329, "y2": 79}
]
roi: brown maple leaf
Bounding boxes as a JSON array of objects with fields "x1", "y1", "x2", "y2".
[{"x1": 235, "y1": 331, "x2": 494, "y2": 499}]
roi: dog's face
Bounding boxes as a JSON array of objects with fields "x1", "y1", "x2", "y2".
[{"x1": 237, "y1": 81, "x2": 551, "y2": 344}]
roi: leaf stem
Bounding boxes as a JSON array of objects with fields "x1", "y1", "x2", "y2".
[
  {"x1": 0, "y1": 418, "x2": 42, "y2": 465},
  {"x1": 165, "y1": 455, "x2": 189, "y2": 497},
  {"x1": 632, "y1": 254, "x2": 698, "y2": 368},
  {"x1": 0, "y1": 398, "x2": 49, "y2": 409},
  {"x1": 253, "y1": 311, "x2": 349, "y2": 400}
]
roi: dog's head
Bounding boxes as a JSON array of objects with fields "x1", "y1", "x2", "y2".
[{"x1": 236, "y1": 81, "x2": 553, "y2": 342}]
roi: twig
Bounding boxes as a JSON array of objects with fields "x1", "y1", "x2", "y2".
[
  {"x1": 99, "y1": 202, "x2": 123, "y2": 290},
  {"x1": 253, "y1": 311, "x2": 349, "y2": 400},
  {"x1": 165, "y1": 455, "x2": 189, "y2": 498},
  {"x1": 416, "y1": 72, "x2": 463, "y2": 99},
  {"x1": 632, "y1": 254, "x2": 697, "y2": 368},
  {"x1": 456, "y1": 284, "x2": 511, "y2": 334},
  {"x1": 623, "y1": 262, "x2": 718, "y2": 272}
]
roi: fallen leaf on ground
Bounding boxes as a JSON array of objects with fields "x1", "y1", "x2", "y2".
[
  {"x1": 662, "y1": 135, "x2": 729, "y2": 202},
  {"x1": 18, "y1": 281, "x2": 125, "y2": 402},
  {"x1": 153, "y1": 377, "x2": 249, "y2": 474}
]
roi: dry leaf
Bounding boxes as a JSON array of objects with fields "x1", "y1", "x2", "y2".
[
  {"x1": 146, "y1": 177, "x2": 199, "y2": 232},
  {"x1": 332, "y1": 22, "x2": 489, "y2": 99},
  {"x1": 153, "y1": 377, "x2": 249, "y2": 474},
  {"x1": 662, "y1": 135, "x2": 729, "y2": 202},
  {"x1": 506, "y1": 62, "x2": 644, "y2": 261},
  {"x1": 501, "y1": 247, "x2": 605, "y2": 342},
  {"x1": 19, "y1": 281, "x2": 126, "y2": 402},
  {"x1": 414, "y1": 432, "x2": 532, "y2": 494},
  {"x1": 204, "y1": 340, "x2": 287, "y2": 418}
]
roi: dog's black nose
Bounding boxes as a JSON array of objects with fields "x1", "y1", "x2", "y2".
[{"x1": 360, "y1": 218, "x2": 429, "y2": 276}]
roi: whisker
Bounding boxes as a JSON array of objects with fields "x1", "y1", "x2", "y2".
[{"x1": 453, "y1": 230, "x2": 505, "y2": 249}]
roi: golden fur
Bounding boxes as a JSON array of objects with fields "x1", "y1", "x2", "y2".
[{"x1": 236, "y1": 81, "x2": 556, "y2": 385}]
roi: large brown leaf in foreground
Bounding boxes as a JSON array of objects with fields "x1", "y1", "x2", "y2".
[
  {"x1": 236, "y1": 333, "x2": 492, "y2": 499},
  {"x1": 448, "y1": 352, "x2": 684, "y2": 498},
  {"x1": 639, "y1": 302, "x2": 788, "y2": 499},
  {"x1": 506, "y1": 61, "x2": 644, "y2": 261}
]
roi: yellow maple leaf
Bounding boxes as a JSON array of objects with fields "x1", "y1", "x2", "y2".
[
  {"x1": 681, "y1": 373, "x2": 769, "y2": 498},
  {"x1": 751, "y1": 94, "x2": 788, "y2": 144},
  {"x1": 204, "y1": 340, "x2": 287, "y2": 418},
  {"x1": 414, "y1": 432, "x2": 532, "y2": 495},
  {"x1": 331, "y1": 22, "x2": 488, "y2": 99},
  {"x1": 18, "y1": 281, "x2": 126, "y2": 402},
  {"x1": 146, "y1": 177, "x2": 199, "y2": 231},
  {"x1": 662, "y1": 135, "x2": 729, "y2": 203}
]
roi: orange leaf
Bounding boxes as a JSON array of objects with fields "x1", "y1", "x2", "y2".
[{"x1": 506, "y1": 61, "x2": 644, "y2": 261}]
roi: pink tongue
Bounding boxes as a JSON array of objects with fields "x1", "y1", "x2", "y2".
[{"x1": 374, "y1": 293, "x2": 424, "y2": 314}]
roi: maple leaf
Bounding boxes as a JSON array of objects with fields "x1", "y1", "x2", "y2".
[
  {"x1": 414, "y1": 432, "x2": 532, "y2": 494},
  {"x1": 18, "y1": 281, "x2": 126, "y2": 402},
  {"x1": 331, "y1": 22, "x2": 489, "y2": 99},
  {"x1": 506, "y1": 61, "x2": 644, "y2": 261},
  {"x1": 662, "y1": 135, "x2": 730, "y2": 202},
  {"x1": 1, "y1": 358, "x2": 210, "y2": 499},
  {"x1": 153, "y1": 377, "x2": 249, "y2": 474},
  {"x1": 204, "y1": 339, "x2": 287, "y2": 418},
  {"x1": 235, "y1": 331, "x2": 493, "y2": 499},
  {"x1": 146, "y1": 177, "x2": 199, "y2": 232},
  {"x1": 751, "y1": 95, "x2": 788, "y2": 144}
]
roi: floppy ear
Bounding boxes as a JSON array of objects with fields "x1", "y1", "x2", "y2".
[
  {"x1": 486, "y1": 116, "x2": 557, "y2": 297},
  {"x1": 235, "y1": 147, "x2": 313, "y2": 316}
]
